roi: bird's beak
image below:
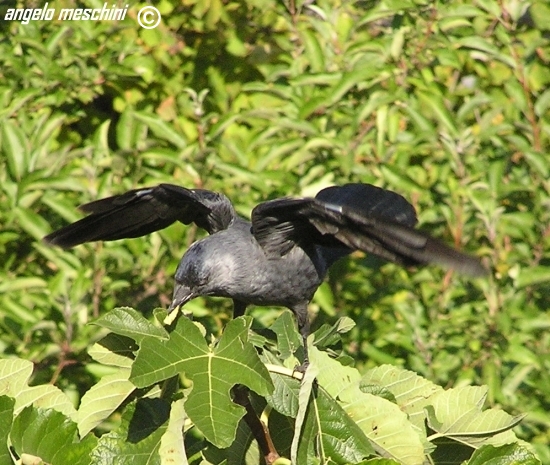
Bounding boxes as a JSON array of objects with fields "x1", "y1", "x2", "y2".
[{"x1": 168, "y1": 283, "x2": 194, "y2": 313}]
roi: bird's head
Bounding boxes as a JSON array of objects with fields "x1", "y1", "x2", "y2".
[{"x1": 168, "y1": 239, "x2": 235, "y2": 312}]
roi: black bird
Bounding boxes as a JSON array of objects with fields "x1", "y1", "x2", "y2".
[{"x1": 44, "y1": 183, "x2": 486, "y2": 361}]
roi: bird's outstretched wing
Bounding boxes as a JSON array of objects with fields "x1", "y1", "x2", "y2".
[
  {"x1": 251, "y1": 183, "x2": 486, "y2": 277},
  {"x1": 44, "y1": 184, "x2": 236, "y2": 249}
]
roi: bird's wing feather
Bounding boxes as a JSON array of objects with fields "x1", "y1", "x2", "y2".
[
  {"x1": 44, "y1": 184, "x2": 235, "y2": 249},
  {"x1": 251, "y1": 183, "x2": 486, "y2": 277},
  {"x1": 315, "y1": 183, "x2": 417, "y2": 227}
]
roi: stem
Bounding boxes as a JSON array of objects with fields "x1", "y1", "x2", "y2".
[
  {"x1": 233, "y1": 386, "x2": 280, "y2": 465},
  {"x1": 265, "y1": 363, "x2": 304, "y2": 381}
]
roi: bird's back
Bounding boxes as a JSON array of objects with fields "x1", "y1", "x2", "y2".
[{"x1": 175, "y1": 219, "x2": 326, "y2": 308}]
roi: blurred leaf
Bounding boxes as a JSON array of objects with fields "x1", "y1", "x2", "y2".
[
  {"x1": 514, "y1": 266, "x2": 550, "y2": 289},
  {"x1": 455, "y1": 36, "x2": 515, "y2": 67},
  {"x1": 300, "y1": 28, "x2": 325, "y2": 73},
  {"x1": 133, "y1": 111, "x2": 187, "y2": 149},
  {"x1": 313, "y1": 316, "x2": 355, "y2": 349},
  {"x1": 530, "y1": 2, "x2": 550, "y2": 31},
  {"x1": 117, "y1": 109, "x2": 146, "y2": 151},
  {"x1": 14, "y1": 206, "x2": 51, "y2": 240},
  {"x1": 2, "y1": 119, "x2": 29, "y2": 181},
  {"x1": 417, "y1": 92, "x2": 458, "y2": 137}
]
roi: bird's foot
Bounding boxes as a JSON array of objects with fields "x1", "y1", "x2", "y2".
[{"x1": 292, "y1": 360, "x2": 309, "y2": 376}]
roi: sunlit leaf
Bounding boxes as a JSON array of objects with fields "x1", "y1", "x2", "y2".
[
  {"x1": 93, "y1": 307, "x2": 169, "y2": 343},
  {"x1": 0, "y1": 359, "x2": 75, "y2": 419},
  {"x1": 426, "y1": 386, "x2": 524, "y2": 448},
  {"x1": 77, "y1": 368, "x2": 135, "y2": 437},
  {"x1": 131, "y1": 314, "x2": 273, "y2": 447}
]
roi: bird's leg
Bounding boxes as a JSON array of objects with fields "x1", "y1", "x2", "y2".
[
  {"x1": 299, "y1": 324, "x2": 310, "y2": 370},
  {"x1": 294, "y1": 304, "x2": 311, "y2": 370},
  {"x1": 232, "y1": 299, "x2": 248, "y2": 319}
]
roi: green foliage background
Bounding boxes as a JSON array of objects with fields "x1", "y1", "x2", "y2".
[{"x1": 0, "y1": 0, "x2": 549, "y2": 461}]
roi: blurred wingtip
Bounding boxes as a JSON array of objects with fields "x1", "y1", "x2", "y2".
[
  {"x1": 429, "y1": 239, "x2": 489, "y2": 278},
  {"x1": 42, "y1": 232, "x2": 72, "y2": 249},
  {"x1": 42, "y1": 232, "x2": 57, "y2": 246},
  {"x1": 454, "y1": 256, "x2": 489, "y2": 278},
  {"x1": 42, "y1": 224, "x2": 88, "y2": 249}
]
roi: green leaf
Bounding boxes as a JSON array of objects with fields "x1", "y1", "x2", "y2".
[
  {"x1": 312, "y1": 316, "x2": 355, "y2": 349},
  {"x1": 314, "y1": 386, "x2": 375, "y2": 462},
  {"x1": 309, "y1": 349, "x2": 425, "y2": 464},
  {"x1": 0, "y1": 277, "x2": 47, "y2": 294},
  {"x1": 426, "y1": 386, "x2": 524, "y2": 448},
  {"x1": 379, "y1": 165, "x2": 423, "y2": 193},
  {"x1": 133, "y1": 111, "x2": 187, "y2": 149},
  {"x1": 310, "y1": 346, "x2": 362, "y2": 399},
  {"x1": 328, "y1": 67, "x2": 374, "y2": 107},
  {"x1": 159, "y1": 399, "x2": 188, "y2": 464},
  {"x1": 202, "y1": 407, "x2": 261, "y2": 464},
  {"x1": 343, "y1": 391, "x2": 425, "y2": 464},
  {"x1": 93, "y1": 307, "x2": 169, "y2": 343},
  {"x1": 88, "y1": 334, "x2": 138, "y2": 369},
  {"x1": 14, "y1": 206, "x2": 52, "y2": 240},
  {"x1": 291, "y1": 362, "x2": 318, "y2": 464},
  {"x1": 131, "y1": 316, "x2": 273, "y2": 447},
  {"x1": 77, "y1": 368, "x2": 135, "y2": 437},
  {"x1": 2, "y1": 119, "x2": 29, "y2": 181},
  {"x1": 417, "y1": 91, "x2": 458, "y2": 137},
  {"x1": 356, "y1": 459, "x2": 401, "y2": 464},
  {"x1": 268, "y1": 371, "x2": 374, "y2": 464},
  {"x1": 0, "y1": 396, "x2": 15, "y2": 465},
  {"x1": 430, "y1": 436, "x2": 476, "y2": 464},
  {"x1": 514, "y1": 266, "x2": 550, "y2": 288},
  {"x1": 116, "y1": 108, "x2": 146, "y2": 151},
  {"x1": 455, "y1": 37, "x2": 516, "y2": 67},
  {"x1": 529, "y1": 2, "x2": 550, "y2": 31},
  {"x1": 467, "y1": 443, "x2": 541, "y2": 465},
  {"x1": 11, "y1": 406, "x2": 97, "y2": 465},
  {"x1": 15, "y1": 384, "x2": 77, "y2": 419},
  {"x1": 0, "y1": 359, "x2": 76, "y2": 418},
  {"x1": 91, "y1": 399, "x2": 169, "y2": 465},
  {"x1": 361, "y1": 365, "x2": 443, "y2": 430},
  {"x1": 270, "y1": 310, "x2": 302, "y2": 360},
  {"x1": 390, "y1": 27, "x2": 406, "y2": 60},
  {"x1": 534, "y1": 88, "x2": 550, "y2": 117},
  {"x1": 298, "y1": 68, "x2": 372, "y2": 118},
  {"x1": 265, "y1": 365, "x2": 300, "y2": 418},
  {"x1": 523, "y1": 151, "x2": 549, "y2": 178},
  {"x1": 300, "y1": 28, "x2": 325, "y2": 73}
]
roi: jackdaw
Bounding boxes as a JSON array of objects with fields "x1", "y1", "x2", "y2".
[{"x1": 44, "y1": 183, "x2": 486, "y2": 362}]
